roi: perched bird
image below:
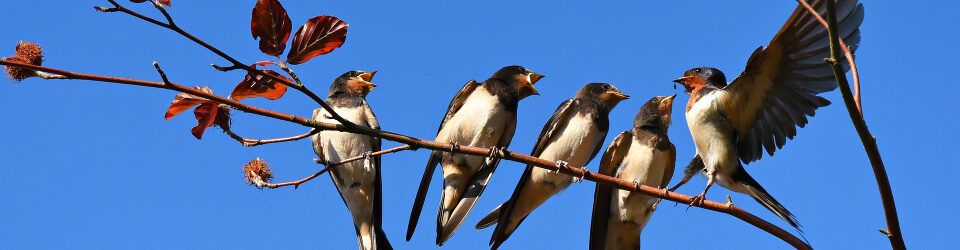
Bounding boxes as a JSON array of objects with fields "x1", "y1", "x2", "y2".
[
  {"x1": 406, "y1": 65, "x2": 544, "y2": 245},
  {"x1": 476, "y1": 83, "x2": 630, "y2": 250},
  {"x1": 589, "y1": 95, "x2": 677, "y2": 250},
  {"x1": 311, "y1": 70, "x2": 392, "y2": 250},
  {"x1": 670, "y1": 0, "x2": 864, "y2": 230}
]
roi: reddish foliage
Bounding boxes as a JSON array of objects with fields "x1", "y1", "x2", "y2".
[
  {"x1": 287, "y1": 15, "x2": 348, "y2": 65},
  {"x1": 164, "y1": 86, "x2": 224, "y2": 139},
  {"x1": 251, "y1": 0, "x2": 291, "y2": 56},
  {"x1": 129, "y1": 0, "x2": 169, "y2": 6},
  {"x1": 229, "y1": 65, "x2": 290, "y2": 101}
]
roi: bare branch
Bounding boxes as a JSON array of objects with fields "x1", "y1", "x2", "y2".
[
  {"x1": 222, "y1": 128, "x2": 319, "y2": 147},
  {"x1": 262, "y1": 145, "x2": 414, "y2": 189},
  {"x1": 797, "y1": 0, "x2": 905, "y2": 249},
  {"x1": 795, "y1": 0, "x2": 862, "y2": 114}
]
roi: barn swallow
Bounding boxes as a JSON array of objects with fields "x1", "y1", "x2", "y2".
[
  {"x1": 669, "y1": 0, "x2": 864, "y2": 230},
  {"x1": 312, "y1": 70, "x2": 392, "y2": 250},
  {"x1": 475, "y1": 83, "x2": 629, "y2": 250},
  {"x1": 589, "y1": 95, "x2": 676, "y2": 250},
  {"x1": 406, "y1": 65, "x2": 544, "y2": 245}
]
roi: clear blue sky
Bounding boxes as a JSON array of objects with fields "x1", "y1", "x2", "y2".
[{"x1": 2, "y1": 1, "x2": 955, "y2": 249}]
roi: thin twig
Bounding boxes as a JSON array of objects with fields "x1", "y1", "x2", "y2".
[
  {"x1": 0, "y1": 60, "x2": 810, "y2": 249},
  {"x1": 152, "y1": 61, "x2": 171, "y2": 85},
  {"x1": 95, "y1": 0, "x2": 352, "y2": 127},
  {"x1": 262, "y1": 145, "x2": 414, "y2": 189},
  {"x1": 223, "y1": 128, "x2": 319, "y2": 147},
  {"x1": 275, "y1": 57, "x2": 304, "y2": 86},
  {"x1": 795, "y1": 0, "x2": 862, "y2": 114},
  {"x1": 801, "y1": 0, "x2": 905, "y2": 249}
]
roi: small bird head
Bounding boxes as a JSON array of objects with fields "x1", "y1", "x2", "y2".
[
  {"x1": 633, "y1": 94, "x2": 676, "y2": 132},
  {"x1": 577, "y1": 83, "x2": 630, "y2": 110},
  {"x1": 491, "y1": 65, "x2": 544, "y2": 99},
  {"x1": 673, "y1": 67, "x2": 726, "y2": 94},
  {"x1": 330, "y1": 70, "x2": 377, "y2": 98}
]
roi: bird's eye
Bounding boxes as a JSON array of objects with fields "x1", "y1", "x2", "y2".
[
  {"x1": 694, "y1": 68, "x2": 702, "y2": 73},
  {"x1": 518, "y1": 67, "x2": 526, "y2": 72},
  {"x1": 603, "y1": 84, "x2": 611, "y2": 90}
]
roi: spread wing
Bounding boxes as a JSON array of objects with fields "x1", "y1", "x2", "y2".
[
  {"x1": 716, "y1": 0, "x2": 864, "y2": 163},
  {"x1": 489, "y1": 99, "x2": 577, "y2": 248},
  {"x1": 589, "y1": 132, "x2": 632, "y2": 250},
  {"x1": 406, "y1": 79, "x2": 480, "y2": 241}
]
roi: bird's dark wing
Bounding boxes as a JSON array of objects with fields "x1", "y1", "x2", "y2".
[
  {"x1": 364, "y1": 106, "x2": 392, "y2": 250},
  {"x1": 661, "y1": 144, "x2": 676, "y2": 189},
  {"x1": 490, "y1": 99, "x2": 577, "y2": 249},
  {"x1": 406, "y1": 80, "x2": 480, "y2": 241},
  {"x1": 717, "y1": 0, "x2": 864, "y2": 163},
  {"x1": 589, "y1": 132, "x2": 632, "y2": 250}
]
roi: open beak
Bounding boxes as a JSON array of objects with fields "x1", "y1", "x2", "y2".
[
  {"x1": 358, "y1": 71, "x2": 377, "y2": 91},
  {"x1": 610, "y1": 91, "x2": 630, "y2": 100},
  {"x1": 521, "y1": 73, "x2": 543, "y2": 97},
  {"x1": 673, "y1": 76, "x2": 693, "y2": 85},
  {"x1": 529, "y1": 73, "x2": 545, "y2": 84}
]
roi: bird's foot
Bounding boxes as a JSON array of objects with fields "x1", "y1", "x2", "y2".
[
  {"x1": 484, "y1": 146, "x2": 500, "y2": 165},
  {"x1": 725, "y1": 195, "x2": 734, "y2": 209},
  {"x1": 573, "y1": 165, "x2": 588, "y2": 183},
  {"x1": 554, "y1": 160, "x2": 568, "y2": 174},
  {"x1": 686, "y1": 193, "x2": 706, "y2": 211},
  {"x1": 448, "y1": 141, "x2": 461, "y2": 152},
  {"x1": 362, "y1": 151, "x2": 373, "y2": 172}
]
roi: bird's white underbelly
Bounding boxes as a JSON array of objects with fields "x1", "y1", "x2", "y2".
[
  {"x1": 685, "y1": 93, "x2": 738, "y2": 176},
  {"x1": 318, "y1": 106, "x2": 375, "y2": 199},
  {"x1": 529, "y1": 113, "x2": 603, "y2": 194},
  {"x1": 436, "y1": 89, "x2": 512, "y2": 173},
  {"x1": 613, "y1": 141, "x2": 670, "y2": 224}
]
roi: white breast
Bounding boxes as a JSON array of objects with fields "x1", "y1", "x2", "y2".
[
  {"x1": 435, "y1": 88, "x2": 513, "y2": 172},
  {"x1": 529, "y1": 112, "x2": 604, "y2": 194},
  {"x1": 684, "y1": 92, "x2": 738, "y2": 175},
  {"x1": 612, "y1": 140, "x2": 671, "y2": 224},
  {"x1": 315, "y1": 105, "x2": 376, "y2": 188}
]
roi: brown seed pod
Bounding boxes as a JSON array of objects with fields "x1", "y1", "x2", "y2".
[{"x1": 243, "y1": 158, "x2": 273, "y2": 187}]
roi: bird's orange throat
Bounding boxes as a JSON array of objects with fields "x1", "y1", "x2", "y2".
[{"x1": 675, "y1": 76, "x2": 707, "y2": 112}]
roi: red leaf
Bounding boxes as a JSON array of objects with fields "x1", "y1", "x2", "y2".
[
  {"x1": 158, "y1": 0, "x2": 171, "y2": 6},
  {"x1": 287, "y1": 15, "x2": 348, "y2": 65},
  {"x1": 230, "y1": 68, "x2": 290, "y2": 101},
  {"x1": 190, "y1": 101, "x2": 219, "y2": 139},
  {"x1": 251, "y1": 0, "x2": 291, "y2": 56},
  {"x1": 165, "y1": 86, "x2": 215, "y2": 120}
]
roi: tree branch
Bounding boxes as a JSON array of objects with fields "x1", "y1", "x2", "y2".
[
  {"x1": 0, "y1": 60, "x2": 810, "y2": 249},
  {"x1": 798, "y1": 0, "x2": 905, "y2": 249},
  {"x1": 222, "y1": 127, "x2": 319, "y2": 147},
  {"x1": 259, "y1": 145, "x2": 414, "y2": 189},
  {"x1": 94, "y1": 0, "x2": 353, "y2": 127},
  {"x1": 795, "y1": 0, "x2": 862, "y2": 114}
]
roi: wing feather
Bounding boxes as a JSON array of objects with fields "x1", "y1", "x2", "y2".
[
  {"x1": 406, "y1": 79, "x2": 480, "y2": 240},
  {"x1": 717, "y1": 0, "x2": 864, "y2": 163},
  {"x1": 588, "y1": 132, "x2": 632, "y2": 250}
]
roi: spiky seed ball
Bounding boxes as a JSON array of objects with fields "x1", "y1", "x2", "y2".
[
  {"x1": 243, "y1": 158, "x2": 273, "y2": 186},
  {"x1": 15, "y1": 41, "x2": 43, "y2": 65},
  {"x1": 3, "y1": 56, "x2": 34, "y2": 82}
]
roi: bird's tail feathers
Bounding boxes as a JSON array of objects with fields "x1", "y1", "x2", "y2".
[
  {"x1": 476, "y1": 204, "x2": 502, "y2": 230},
  {"x1": 736, "y1": 169, "x2": 802, "y2": 230}
]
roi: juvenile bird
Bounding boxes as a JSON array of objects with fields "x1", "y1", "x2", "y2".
[
  {"x1": 406, "y1": 65, "x2": 544, "y2": 245},
  {"x1": 312, "y1": 70, "x2": 392, "y2": 250},
  {"x1": 589, "y1": 95, "x2": 676, "y2": 250},
  {"x1": 476, "y1": 83, "x2": 629, "y2": 250},
  {"x1": 670, "y1": 0, "x2": 864, "y2": 230}
]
